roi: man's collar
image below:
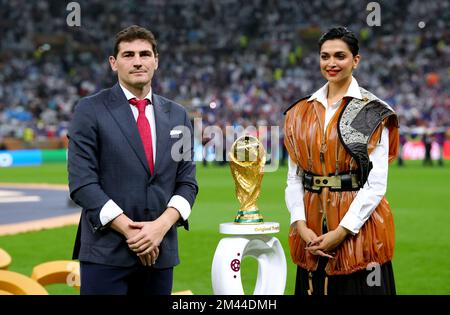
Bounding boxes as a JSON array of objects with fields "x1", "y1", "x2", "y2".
[{"x1": 119, "y1": 83, "x2": 153, "y2": 103}]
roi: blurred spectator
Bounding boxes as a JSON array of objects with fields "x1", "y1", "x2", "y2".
[
  {"x1": 422, "y1": 130, "x2": 433, "y2": 166},
  {"x1": 435, "y1": 128, "x2": 446, "y2": 166}
]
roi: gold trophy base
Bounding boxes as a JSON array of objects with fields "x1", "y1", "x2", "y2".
[{"x1": 234, "y1": 209, "x2": 264, "y2": 224}]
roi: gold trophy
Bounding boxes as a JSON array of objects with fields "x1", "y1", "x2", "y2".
[
  {"x1": 229, "y1": 135, "x2": 266, "y2": 224},
  {"x1": 213, "y1": 136, "x2": 286, "y2": 295}
]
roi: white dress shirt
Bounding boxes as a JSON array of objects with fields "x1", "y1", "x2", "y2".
[
  {"x1": 99, "y1": 84, "x2": 191, "y2": 226},
  {"x1": 285, "y1": 77, "x2": 389, "y2": 234}
]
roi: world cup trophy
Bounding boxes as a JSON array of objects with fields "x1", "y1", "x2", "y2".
[
  {"x1": 229, "y1": 135, "x2": 266, "y2": 224},
  {"x1": 212, "y1": 135, "x2": 286, "y2": 295}
]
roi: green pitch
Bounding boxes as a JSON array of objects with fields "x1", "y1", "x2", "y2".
[{"x1": 0, "y1": 161, "x2": 449, "y2": 294}]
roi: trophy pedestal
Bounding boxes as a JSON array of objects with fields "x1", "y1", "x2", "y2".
[
  {"x1": 211, "y1": 222, "x2": 286, "y2": 295},
  {"x1": 219, "y1": 222, "x2": 280, "y2": 235}
]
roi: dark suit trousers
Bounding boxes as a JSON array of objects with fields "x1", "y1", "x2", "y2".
[{"x1": 80, "y1": 261, "x2": 173, "y2": 295}]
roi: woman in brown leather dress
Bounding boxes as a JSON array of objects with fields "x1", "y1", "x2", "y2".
[{"x1": 284, "y1": 26, "x2": 399, "y2": 295}]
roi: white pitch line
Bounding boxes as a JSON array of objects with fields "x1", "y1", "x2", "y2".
[
  {"x1": 0, "y1": 213, "x2": 80, "y2": 236},
  {"x1": 0, "y1": 190, "x2": 23, "y2": 197},
  {"x1": 0, "y1": 196, "x2": 41, "y2": 203}
]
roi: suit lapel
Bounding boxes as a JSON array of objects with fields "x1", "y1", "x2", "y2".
[
  {"x1": 105, "y1": 83, "x2": 150, "y2": 175},
  {"x1": 152, "y1": 94, "x2": 171, "y2": 177}
]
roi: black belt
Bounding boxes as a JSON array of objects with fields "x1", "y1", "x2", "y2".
[{"x1": 302, "y1": 171, "x2": 361, "y2": 193}]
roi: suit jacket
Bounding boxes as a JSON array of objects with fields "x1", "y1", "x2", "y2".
[{"x1": 68, "y1": 83, "x2": 198, "y2": 268}]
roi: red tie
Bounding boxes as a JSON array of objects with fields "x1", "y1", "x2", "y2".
[{"x1": 129, "y1": 98, "x2": 154, "y2": 174}]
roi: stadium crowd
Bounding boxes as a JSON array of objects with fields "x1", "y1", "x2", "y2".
[{"x1": 0, "y1": 0, "x2": 448, "y2": 154}]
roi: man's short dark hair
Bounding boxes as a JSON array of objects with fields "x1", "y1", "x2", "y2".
[
  {"x1": 318, "y1": 26, "x2": 359, "y2": 56},
  {"x1": 113, "y1": 25, "x2": 158, "y2": 57}
]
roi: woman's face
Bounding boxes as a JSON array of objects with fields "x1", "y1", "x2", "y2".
[{"x1": 319, "y1": 39, "x2": 360, "y2": 84}]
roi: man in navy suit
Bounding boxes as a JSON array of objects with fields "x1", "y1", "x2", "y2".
[{"x1": 68, "y1": 25, "x2": 198, "y2": 295}]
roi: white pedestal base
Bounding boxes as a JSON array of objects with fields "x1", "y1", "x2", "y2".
[
  {"x1": 219, "y1": 222, "x2": 280, "y2": 235},
  {"x1": 211, "y1": 222, "x2": 286, "y2": 295}
]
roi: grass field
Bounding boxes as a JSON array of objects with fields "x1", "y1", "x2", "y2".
[{"x1": 0, "y1": 160, "x2": 449, "y2": 294}]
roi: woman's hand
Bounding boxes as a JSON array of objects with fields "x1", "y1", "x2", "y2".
[
  {"x1": 305, "y1": 226, "x2": 350, "y2": 258},
  {"x1": 291, "y1": 221, "x2": 331, "y2": 258},
  {"x1": 291, "y1": 220, "x2": 317, "y2": 244}
]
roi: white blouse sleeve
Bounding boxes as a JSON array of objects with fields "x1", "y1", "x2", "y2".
[
  {"x1": 285, "y1": 157, "x2": 306, "y2": 225},
  {"x1": 339, "y1": 127, "x2": 390, "y2": 234}
]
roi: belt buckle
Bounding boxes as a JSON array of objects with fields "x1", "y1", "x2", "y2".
[
  {"x1": 312, "y1": 175, "x2": 330, "y2": 192},
  {"x1": 304, "y1": 173, "x2": 321, "y2": 192}
]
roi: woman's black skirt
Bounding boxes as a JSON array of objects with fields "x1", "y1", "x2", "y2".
[{"x1": 295, "y1": 256, "x2": 396, "y2": 295}]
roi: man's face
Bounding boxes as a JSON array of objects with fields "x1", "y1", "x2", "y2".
[{"x1": 109, "y1": 39, "x2": 158, "y2": 90}]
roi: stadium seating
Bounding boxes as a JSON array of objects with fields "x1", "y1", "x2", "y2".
[
  {"x1": 31, "y1": 260, "x2": 80, "y2": 290},
  {"x1": 0, "y1": 254, "x2": 194, "y2": 294},
  {"x1": 0, "y1": 0, "x2": 447, "y2": 151},
  {"x1": 0, "y1": 270, "x2": 48, "y2": 295},
  {"x1": 0, "y1": 248, "x2": 12, "y2": 270}
]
